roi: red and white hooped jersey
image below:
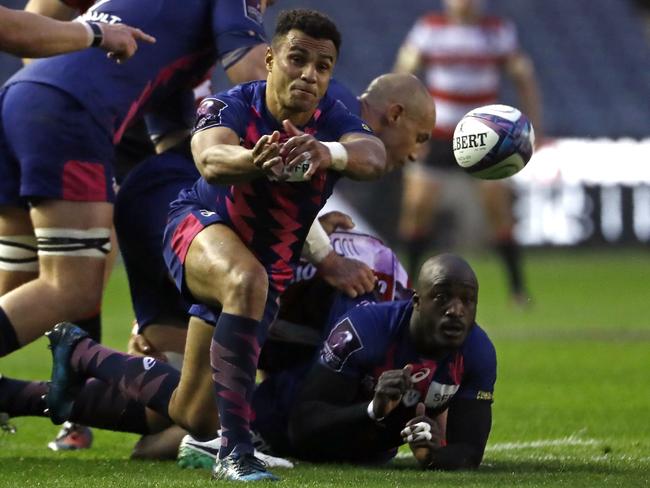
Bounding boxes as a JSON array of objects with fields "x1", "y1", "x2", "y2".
[{"x1": 405, "y1": 14, "x2": 519, "y2": 138}]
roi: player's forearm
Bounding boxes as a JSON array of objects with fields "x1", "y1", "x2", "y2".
[
  {"x1": 421, "y1": 442, "x2": 484, "y2": 470},
  {"x1": 194, "y1": 145, "x2": 261, "y2": 184},
  {"x1": 288, "y1": 400, "x2": 377, "y2": 454},
  {"x1": 338, "y1": 137, "x2": 386, "y2": 181},
  {"x1": 0, "y1": 7, "x2": 91, "y2": 57}
]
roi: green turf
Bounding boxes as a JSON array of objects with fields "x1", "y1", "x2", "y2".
[{"x1": 1, "y1": 249, "x2": 649, "y2": 487}]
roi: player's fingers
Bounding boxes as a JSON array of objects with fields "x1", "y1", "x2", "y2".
[
  {"x1": 416, "y1": 402, "x2": 426, "y2": 417},
  {"x1": 282, "y1": 119, "x2": 303, "y2": 137},
  {"x1": 302, "y1": 161, "x2": 320, "y2": 179},
  {"x1": 261, "y1": 156, "x2": 284, "y2": 170},
  {"x1": 131, "y1": 28, "x2": 156, "y2": 44}
]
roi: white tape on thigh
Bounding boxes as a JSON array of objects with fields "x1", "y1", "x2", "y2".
[
  {"x1": 34, "y1": 228, "x2": 111, "y2": 258},
  {"x1": 0, "y1": 235, "x2": 39, "y2": 271}
]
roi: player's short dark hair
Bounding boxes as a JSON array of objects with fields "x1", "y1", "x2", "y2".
[{"x1": 273, "y1": 9, "x2": 341, "y2": 55}]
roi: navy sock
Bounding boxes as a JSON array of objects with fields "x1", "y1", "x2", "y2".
[
  {"x1": 69, "y1": 379, "x2": 150, "y2": 435},
  {"x1": 70, "y1": 338, "x2": 179, "y2": 419},
  {"x1": 211, "y1": 313, "x2": 262, "y2": 458},
  {"x1": 0, "y1": 376, "x2": 48, "y2": 417},
  {"x1": 0, "y1": 307, "x2": 19, "y2": 357},
  {"x1": 495, "y1": 240, "x2": 526, "y2": 295},
  {"x1": 75, "y1": 313, "x2": 102, "y2": 343}
]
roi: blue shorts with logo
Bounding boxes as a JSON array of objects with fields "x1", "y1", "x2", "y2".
[
  {"x1": 162, "y1": 189, "x2": 280, "y2": 328},
  {"x1": 114, "y1": 147, "x2": 198, "y2": 331},
  {"x1": 0, "y1": 82, "x2": 115, "y2": 205}
]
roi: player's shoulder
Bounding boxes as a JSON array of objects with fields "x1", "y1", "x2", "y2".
[
  {"x1": 326, "y1": 79, "x2": 360, "y2": 115},
  {"x1": 461, "y1": 324, "x2": 497, "y2": 367},
  {"x1": 217, "y1": 80, "x2": 264, "y2": 103},
  {"x1": 349, "y1": 299, "x2": 412, "y2": 336},
  {"x1": 480, "y1": 15, "x2": 516, "y2": 31}
]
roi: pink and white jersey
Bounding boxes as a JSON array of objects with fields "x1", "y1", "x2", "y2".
[{"x1": 405, "y1": 14, "x2": 518, "y2": 137}]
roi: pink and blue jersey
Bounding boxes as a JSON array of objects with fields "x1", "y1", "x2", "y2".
[
  {"x1": 164, "y1": 80, "x2": 373, "y2": 299},
  {"x1": 320, "y1": 300, "x2": 496, "y2": 418}
]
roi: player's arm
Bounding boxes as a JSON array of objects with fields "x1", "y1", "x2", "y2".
[
  {"x1": 288, "y1": 364, "x2": 387, "y2": 459},
  {"x1": 405, "y1": 398, "x2": 492, "y2": 470},
  {"x1": 302, "y1": 215, "x2": 376, "y2": 298},
  {"x1": 192, "y1": 125, "x2": 284, "y2": 184},
  {"x1": 504, "y1": 51, "x2": 543, "y2": 141},
  {"x1": 0, "y1": 5, "x2": 154, "y2": 60},
  {"x1": 393, "y1": 42, "x2": 423, "y2": 75}
]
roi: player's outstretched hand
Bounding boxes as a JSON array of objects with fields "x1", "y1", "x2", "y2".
[
  {"x1": 401, "y1": 402, "x2": 444, "y2": 467},
  {"x1": 372, "y1": 365, "x2": 412, "y2": 419},
  {"x1": 101, "y1": 22, "x2": 156, "y2": 64},
  {"x1": 252, "y1": 130, "x2": 285, "y2": 178},
  {"x1": 316, "y1": 251, "x2": 376, "y2": 298},
  {"x1": 318, "y1": 211, "x2": 355, "y2": 235},
  {"x1": 280, "y1": 120, "x2": 331, "y2": 179}
]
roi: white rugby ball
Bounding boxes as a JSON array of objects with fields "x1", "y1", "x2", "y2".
[{"x1": 453, "y1": 104, "x2": 535, "y2": 180}]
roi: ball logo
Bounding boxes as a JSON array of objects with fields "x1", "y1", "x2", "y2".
[{"x1": 452, "y1": 132, "x2": 489, "y2": 151}]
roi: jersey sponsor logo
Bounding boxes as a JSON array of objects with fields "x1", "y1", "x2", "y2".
[
  {"x1": 80, "y1": 0, "x2": 122, "y2": 24},
  {"x1": 195, "y1": 99, "x2": 228, "y2": 130},
  {"x1": 200, "y1": 209, "x2": 216, "y2": 217},
  {"x1": 476, "y1": 390, "x2": 493, "y2": 401},
  {"x1": 143, "y1": 356, "x2": 156, "y2": 371},
  {"x1": 331, "y1": 236, "x2": 361, "y2": 257},
  {"x1": 321, "y1": 318, "x2": 363, "y2": 372},
  {"x1": 424, "y1": 381, "x2": 460, "y2": 408},
  {"x1": 410, "y1": 368, "x2": 431, "y2": 384}
]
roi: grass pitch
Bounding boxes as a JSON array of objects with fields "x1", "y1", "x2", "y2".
[{"x1": 1, "y1": 248, "x2": 649, "y2": 487}]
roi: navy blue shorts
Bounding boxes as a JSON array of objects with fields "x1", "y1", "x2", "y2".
[
  {"x1": 0, "y1": 82, "x2": 115, "y2": 205},
  {"x1": 114, "y1": 147, "x2": 198, "y2": 331},
  {"x1": 162, "y1": 189, "x2": 281, "y2": 328}
]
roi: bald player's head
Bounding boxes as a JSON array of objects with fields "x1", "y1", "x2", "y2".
[
  {"x1": 410, "y1": 253, "x2": 478, "y2": 356},
  {"x1": 359, "y1": 73, "x2": 435, "y2": 170}
]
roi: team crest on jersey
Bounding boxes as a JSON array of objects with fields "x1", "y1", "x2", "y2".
[
  {"x1": 244, "y1": 0, "x2": 263, "y2": 24},
  {"x1": 195, "y1": 98, "x2": 228, "y2": 130},
  {"x1": 321, "y1": 318, "x2": 363, "y2": 371}
]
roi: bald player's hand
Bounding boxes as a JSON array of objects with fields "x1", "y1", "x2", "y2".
[
  {"x1": 318, "y1": 211, "x2": 355, "y2": 235},
  {"x1": 316, "y1": 251, "x2": 376, "y2": 298}
]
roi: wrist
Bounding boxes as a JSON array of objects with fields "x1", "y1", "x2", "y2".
[
  {"x1": 303, "y1": 220, "x2": 333, "y2": 264},
  {"x1": 367, "y1": 400, "x2": 385, "y2": 422},
  {"x1": 322, "y1": 142, "x2": 348, "y2": 171},
  {"x1": 83, "y1": 21, "x2": 104, "y2": 48}
]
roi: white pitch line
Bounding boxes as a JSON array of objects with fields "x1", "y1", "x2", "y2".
[{"x1": 486, "y1": 436, "x2": 600, "y2": 452}]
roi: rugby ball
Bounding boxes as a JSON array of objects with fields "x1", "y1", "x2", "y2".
[{"x1": 452, "y1": 104, "x2": 535, "y2": 180}]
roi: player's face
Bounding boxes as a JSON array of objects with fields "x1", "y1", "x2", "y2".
[
  {"x1": 411, "y1": 264, "x2": 478, "y2": 355},
  {"x1": 267, "y1": 30, "x2": 337, "y2": 114},
  {"x1": 381, "y1": 110, "x2": 434, "y2": 171}
]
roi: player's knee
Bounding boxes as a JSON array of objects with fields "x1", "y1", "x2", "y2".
[{"x1": 222, "y1": 261, "x2": 268, "y2": 309}]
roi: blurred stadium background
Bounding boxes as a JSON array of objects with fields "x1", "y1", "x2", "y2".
[
  {"x1": 0, "y1": 2, "x2": 649, "y2": 486},
  {"x1": 1, "y1": 0, "x2": 649, "y2": 249}
]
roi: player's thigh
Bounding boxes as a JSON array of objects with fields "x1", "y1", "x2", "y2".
[
  {"x1": 0, "y1": 206, "x2": 37, "y2": 294},
  {"x1": 30, "y1": 200, "x2": 112, "y2": 299},
  {"x1": 184, "y1": 223, "x2": 268, "y2": 312}
]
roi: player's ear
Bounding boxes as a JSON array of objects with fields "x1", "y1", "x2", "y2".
[
  {"x1": 387, "y1": 103, "x2": 405, "y2": 124},
  {"x1": 412, "y1": 292, "x2": 420, "y2": 309},
  {"x1": 265, "y1": 46, "x2": 274, "y2": 72}
]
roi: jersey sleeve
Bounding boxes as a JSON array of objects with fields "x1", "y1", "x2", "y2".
[
  {"x1": 317, "y1": 302, "x2": 384, "y2": 377},
  {"x1": 455, "y1": 328, "x2": 497, "y2": 402},
  {"x1": 319, "y1": 98, "x2": 374, "y2": 141},
  {"x1": 211, "y1": 0, "x2": 268, "y2": 68},
  {"x1": 192, "y1": 91, "x2": 248, "y2": 136}
]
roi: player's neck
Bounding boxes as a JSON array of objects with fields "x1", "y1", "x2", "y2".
[{"x1": 266, "y1": 89, "x2": 316, "y2": 128}]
